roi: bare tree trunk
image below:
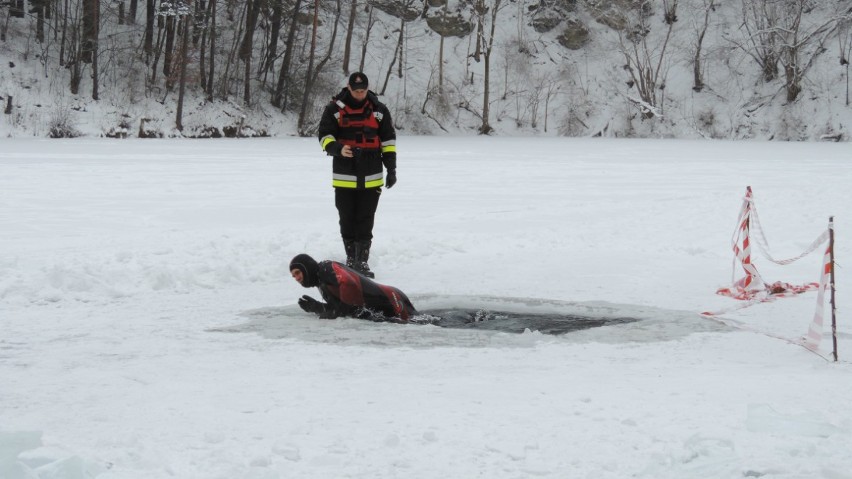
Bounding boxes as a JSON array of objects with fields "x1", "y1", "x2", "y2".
[
  {"x1": 398, "y1": 20, "x2": 404, "y2": 80},
  {"x1": 308, "y1": 0, "x2": 341, "y2": 87},
  {"x1": 240, "y1": 0, "x2": 259, "y2": 61},
  {"x1": 0, "y1": 8, "x2": 7, "y2": 42},
  {"x1": 358, "y1": 5, "x2": 373, "y2": 72},
  {"x1": 200, "y1": 0, "x2": 210, "y2": 91},
  {"x1": 9, "y1": 0, "x2": 24, "y2": 18},
  {"x1": 272, "y1": 0, "x2": 303, "y2": 109},
  {"x1": 297, "y1": 0, "x2": 320, "y2": 135},
  {"x1": 480, "y1": 42, "x2": 491, "y2": 133},
  {"x1": 129, "y1": 0, "x2": 138, "y2": 24},
  {"x1": 70, "y1": 3, "x2": 82, "y2": 94},
  {"x1": 33, "y1": 0, "x2": 46, "y2": 43},
  {"x1": 841, "y1": 18, "x2": 852, "y2": 105},
  {"x1": 262, "y1": 0, "x2": 283, "y2": 82},
  {"x1": 381, "y1": 18, "x2": 404, "y2": 95},
  {"x1": 438, "y1": 35, "x2": 444, "y2": 89},
  {"x1": 342, "y1": 0, "x2": 357, "y2": 74},
  {"x1": 91, "y1": 0, "x2": 99, "y2": 100},
  {"x1": 243, "y1": 47, "x2": 253, "y2": 105},
  {"x1": 49, "y1": 0, "x2": 57, "y2": 43},
  {"x1": 479, "y1": 0, "x2": 502, "y2": 134},
  {"x1": 164, "y1": 16, "x2": 177, "y2": 88},
  {"x1": 81, "y1": 0, "x2": 98, "y2": 63},
  {"x1": 176, "y1": 15, "x2": 190, "y2": 131},
  {"x1": 150, "y1": 18, "x2": 166, "y2": 84},
  {"x1": 219, "y1": 1, "x2": 248, "y2": 100},
  {"x1": 693, "y1": 0, "x2": 714, "y2": 92},
  {"x1": 192, "y1": 0, "x2": 203, "y2": 45},
  {"x1": 544, "y1": 81, "x2": 559, "y2": 133},
  {"x1": 145, "y1": 0, "x2": 155, "y2": 57},
  {"x1": 199, "y1": 1, "x2": 207, "y2": 87},
  {"x1": 240, "y1": 0, "x2": 260, "y2": 105},
  {"x1": 473, "y1": 0, "x2": 484, "y2": 63},
  {"x1": 59, "y1": 0, "x2": 69, "y2": 65},
  {"x1": 207, "y1": 0, "x2": 217, "y2": 100}
]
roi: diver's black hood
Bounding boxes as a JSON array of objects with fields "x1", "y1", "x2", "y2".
[{"x1": 289, "y1": 254, "x2": 319, "y2": 288}]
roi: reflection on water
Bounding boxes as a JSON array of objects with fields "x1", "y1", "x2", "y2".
[{"x1": 407, "y1": 309, "x2": 637, "y2": 335}]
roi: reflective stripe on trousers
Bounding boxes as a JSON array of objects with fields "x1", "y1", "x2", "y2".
[{"x1": 332, "y1": 173, "x2": 384, "y2": 189}]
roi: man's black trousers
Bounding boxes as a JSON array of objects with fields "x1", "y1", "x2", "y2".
[{"x1": 335, "y1": 187, "x2": 382, "y2": 242}]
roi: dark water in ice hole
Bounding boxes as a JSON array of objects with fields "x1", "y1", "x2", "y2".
[{"x1": 401, "y1": 309, "x2": 638, "y2": 335}]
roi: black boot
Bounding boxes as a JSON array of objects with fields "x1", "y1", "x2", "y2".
[
  {"x1": 355, "y1": 240, "x2": 374, "y2": 278},
  {"x1": 343, "y1": 239, "x2": 356, "y2": 268}
]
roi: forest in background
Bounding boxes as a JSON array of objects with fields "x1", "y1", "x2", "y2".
[{"x1": 2, "y1": 0, "x2": 852, "y2": 140}]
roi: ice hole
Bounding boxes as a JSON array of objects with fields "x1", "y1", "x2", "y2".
[{"x1": 409, "y1": 309, "x2": 638, "y2": 335}]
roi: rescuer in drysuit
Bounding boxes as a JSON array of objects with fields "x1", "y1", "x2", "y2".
[{"x1": 289, "y1": 253, "x2": 417, "y2": 322}]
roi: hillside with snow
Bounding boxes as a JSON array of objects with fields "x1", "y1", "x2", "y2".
[{"x1": 2, "y1": 0, "x2": 852, "y2": 140}]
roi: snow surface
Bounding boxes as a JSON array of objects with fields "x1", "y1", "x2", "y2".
[{"x1": 2, "y1": 137, "x2": 851, "y2": 479}]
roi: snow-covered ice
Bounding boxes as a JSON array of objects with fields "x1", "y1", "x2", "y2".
[{"x1": 2, "y1": 137, "x2": 851, "y2": 478}]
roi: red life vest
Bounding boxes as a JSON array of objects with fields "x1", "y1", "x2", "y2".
[{"x1": 334, "y1": 99, "x2": 382, "y2": 151}]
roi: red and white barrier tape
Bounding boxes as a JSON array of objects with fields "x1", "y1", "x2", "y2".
[
  {"x1": 804, "y1": 245, "x2": 832, "y2": 351},
  {"x1": 704, "y1": 187, "x2": 829, "y2": 317},
  {"x1": 749, "y1": 199, "x2": 830, "y2": 266}
]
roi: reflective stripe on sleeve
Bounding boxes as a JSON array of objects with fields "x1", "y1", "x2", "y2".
[
  {"x1": 320, "y1": 135, "x2": 336, "y2": 150},
  {"x1": 380, "y1": 139, "x2": 396, "y2": 154}
]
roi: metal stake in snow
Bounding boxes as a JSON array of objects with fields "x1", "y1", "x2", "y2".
[{"x1": 829, "y1": 217, "x2": 838, "y2": 362}]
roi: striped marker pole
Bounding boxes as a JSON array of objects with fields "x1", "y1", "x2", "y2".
[
  {"x1": 804, "y1": 218, "x2": 838, "y2": 361},
  {"x1": 717, "y1": 186, "x2": 765, "y2": 300}
]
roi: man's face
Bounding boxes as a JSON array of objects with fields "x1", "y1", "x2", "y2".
[
  {"x1": 348, "y1": 86, "x2": 368, "y2": 101},
  {"x1": 291, "y1": 268, "x2": 304, "y2": 285}
]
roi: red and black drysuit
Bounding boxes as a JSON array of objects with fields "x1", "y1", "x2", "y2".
[
  {"x1": 290, "y1": 254, "x2": 417, "y2": 322},
  {"x1": 317, "y1": 88, "x2": 397, "y2": 273}
]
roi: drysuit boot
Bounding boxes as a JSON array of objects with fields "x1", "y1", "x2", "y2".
[
  {"x1": 343, "y1": 239, "x2": 357, "y2": 268},
  {"x1": 355, "y1": 240, "x2": 374, "y2": 278}
]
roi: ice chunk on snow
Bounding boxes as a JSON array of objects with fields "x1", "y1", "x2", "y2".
[
  {"x1": 0, "y1": 431, "x2": 41, "y2": 479},
  {"x1": 746, "y1": 403, "x2": 841, "y2": 438},
  {"x1": 34, "y1": 455, "x2": 107, "y2": 479}
]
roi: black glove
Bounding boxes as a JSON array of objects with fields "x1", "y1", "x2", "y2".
[
  {"x1": 298, "y1": 295, "x2": 324, "y2": 314},
  {"x1": 385, "y1": 170, "x2": 397, "y2": 189}
]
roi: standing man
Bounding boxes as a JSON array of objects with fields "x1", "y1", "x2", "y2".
[{"x1": 317, "y1": 72, "x2": 397, "y2": 279}]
